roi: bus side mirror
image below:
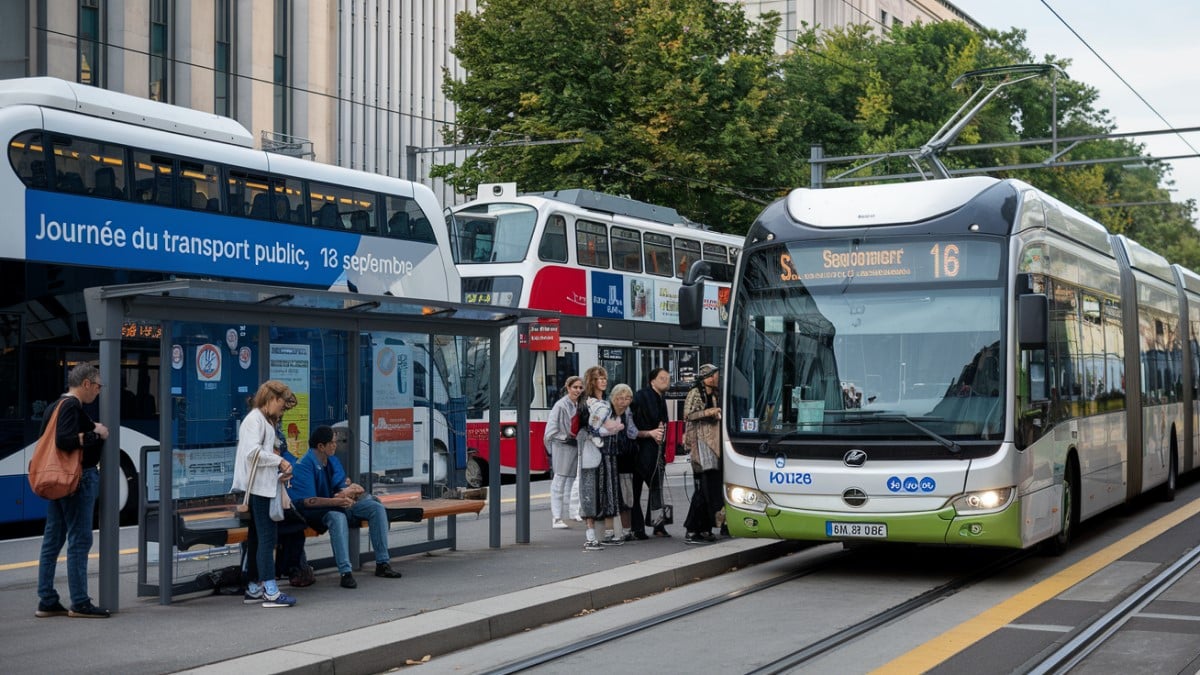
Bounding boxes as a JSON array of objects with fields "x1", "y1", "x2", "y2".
[
  {"x1": 679, "y1": 261, "x2": 712, "y2": 330},
  {"x1": 1018, "y1": 293, "x2": 1047, "y2": 350}
]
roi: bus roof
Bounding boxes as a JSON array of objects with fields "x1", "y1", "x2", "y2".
[
  {"x1": 0, "y1": 77, "x2": 254, "y2": 148},
  {"x1": 786, "y1": 176, "x2": 1001, "y2": 227},
  {"x1": 526, "y1": 188, "x2": 691, "y2": 228}
]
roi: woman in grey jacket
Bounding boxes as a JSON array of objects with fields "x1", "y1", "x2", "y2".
[{"x1": 544, "y1": 376, "x2": 584, "y2": 529}]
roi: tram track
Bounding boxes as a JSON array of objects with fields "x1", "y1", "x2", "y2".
[
  {"x1": 476, "y1": 545, "x2": 1030, "y2": 675},
  {"x1": 1022, "y1": 542, "x2": 1200, "y2": 675}
]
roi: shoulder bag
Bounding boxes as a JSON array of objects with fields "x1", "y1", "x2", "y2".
[
  {"x1": 28, "y1": 399, "x2": 83, "y2": 500},
  {"x1": 235, "y1": 448, "x2": 261, "y2": 518}
]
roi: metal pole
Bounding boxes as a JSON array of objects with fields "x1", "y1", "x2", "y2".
[
  {"x1": 811, "y1": 144, "x2": 824, "y2": 188},
  {"x1": 515, "y1": 325, "x2": 530, "y2": 544},
  {"x1": 348, "y1": 329, "x2": 361, "y2": 568},
  {"x1": 88, "y1": 290, "x2": 122, "y2": 611},
  {"x1": 488, "y1": 331, "x2": 502, "y2": 548},
  {"x1": 158, "y1": 321, "x2": 173, "y2": 605}
]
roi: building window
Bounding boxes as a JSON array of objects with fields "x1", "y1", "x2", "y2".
[
  {"x1": 149, "y1": 0, "x2": 169, "y2": 101},
  {"x1": 215, "y1": 0, "x2": 232, "y2": 116},
  {"x1": 79, "y1": 0, "x2": 102, "y2": 86},
  {"x1": 273, "y1": 0, "x2": 290, "y2": 134}
]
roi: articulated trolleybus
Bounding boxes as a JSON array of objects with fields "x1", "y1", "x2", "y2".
[
  {"x1": 680, "y1": 176, "x2": 1198, "y2": 551},
  {"x1": 449, "y1": 184, "x2": 741, "y2": 484},
  {"x1": 0, "y1": 77, "x2": 461, "y2": 526}
]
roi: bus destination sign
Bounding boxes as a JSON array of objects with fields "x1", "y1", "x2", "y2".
[{"x1": 776, "y1": 239, "x2": 1000, "y2": 286}]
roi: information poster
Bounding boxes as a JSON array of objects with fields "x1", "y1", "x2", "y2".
[
  {"x1": 270, "y1": 343, "x2": 311, "y2": 457},
  {"x1": 371, "y1": 334, "x2": 415, "y2": 473}
]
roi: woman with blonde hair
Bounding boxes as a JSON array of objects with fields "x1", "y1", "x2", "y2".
[{"x1": 231, "y1": 380, "x2": 297, "y2": 607}]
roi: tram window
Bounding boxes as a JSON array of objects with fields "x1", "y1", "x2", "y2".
[
  {"x1": 8, "y1": 131, "x2": 49, "y2": 189},
  {"x1": 133, "y1": 151, "x2": 175, "y2": 206},
  {"x1": 576, "y1": 219, "x2": 609, "y2": 269},
  {"x1": 272, "y1": 176, "x2": 305, "y2": 224},
  {"x1": 538, "y1": 214, "x2": 568, "y2": 262},
  {"x1": 675, "y1": 237, "x2": 701, "y2": 279},
  {"x1": 178, "y1": 160, "x2": 219, "y2": 211},
  {"x1": 49, "y1": 135, "x2": 90, "y2": 195},
  {"x1": 384, "y1": 194, "x2": 436, "y2": 243},
  {"x1": 228, "y1": 170, "x2": 271, "y2": 219},
  {"x1": 612, "y1": 226, "x2": 642, "y2": 273},
  {"x1": 702, "y1": 243, "x2": 728, "y2": 263},
  {"x1": 645, "y1": 232, "x2": 673, "y2": 277}
]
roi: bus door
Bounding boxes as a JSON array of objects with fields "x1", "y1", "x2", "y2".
[{"x1": 551, "y1": 342, "x2": 579, "y2": 404}]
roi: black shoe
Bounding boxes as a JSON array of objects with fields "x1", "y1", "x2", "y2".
[
  {"x1": 374, "y1": 563, "x2": 402, "y2": 578},
  {"x1": 340, "y1": 572, "x2": 357, "y2": 589},
  {"x1": 68, "y1": 601, "x2": 110, "y2": 618},
  {"x1": 632, "y1": 531, "x2": 650, "y2": 541},
  {"x1": 684, "y1": 532, "x2": 706, "y2": 545},
  {"x1": 653, "y1": 527, "x2": 672, "y2": 538},
  {"x1": 35, "y1": 601, "x2": 69, "y2": 618},
  {"x1": 699, "y1": 531, "x2": 718, "y2": 542}
]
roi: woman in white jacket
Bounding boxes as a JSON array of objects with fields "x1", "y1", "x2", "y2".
[
  {"x1": 544, "y1": 376, "x2": 584, "y2": 529},
  {"x1": 231, "y1": 380, "x2": 296, "y2": 608}
]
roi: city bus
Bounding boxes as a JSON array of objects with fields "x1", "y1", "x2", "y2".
[
  {"x1": 448, "y1": 184, "x2": 741, "y2": 485},
  {"x1": 0, "y1": 77, "x2": 461, "y2": 526},
  {"x1": 679, "y1": 176, "x2": 1198, "y2": 551}
]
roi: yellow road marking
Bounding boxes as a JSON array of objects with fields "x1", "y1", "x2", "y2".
[
  {"x1": 0, "y1": 547, "x2": 141, "y2": 572},
  {"x1": 872, "y1": 496, "x2": 1200, "y2": 674}
]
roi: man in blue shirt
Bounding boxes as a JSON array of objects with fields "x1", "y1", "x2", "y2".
[{"x1": 287, "y1": 425, "x2": 403, "y2": 588}]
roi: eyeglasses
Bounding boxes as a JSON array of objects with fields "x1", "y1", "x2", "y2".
[{"x1": 91, "y1": 381, "x2": 104, "y2": 390}]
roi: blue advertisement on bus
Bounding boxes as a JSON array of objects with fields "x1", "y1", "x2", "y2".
[{"x1": 23, "y1": 190, "x2": 434, "y2": 294}]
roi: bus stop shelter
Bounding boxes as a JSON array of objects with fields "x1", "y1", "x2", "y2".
[{"x1": 83, "y1": 279, "x2": 548, "y2": 609}]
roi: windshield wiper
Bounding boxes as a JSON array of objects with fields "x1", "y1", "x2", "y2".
[{"x1": 875, "y1": 413, "x2": 962, "y2": 454}]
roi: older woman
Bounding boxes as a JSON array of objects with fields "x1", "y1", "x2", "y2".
[
  {"x1": 231, "y1": 380, "x2": 297, "y2": 607},
  {"x1": 544, "y1": 376, "x2": 584, "y2": 529},
  {"x1": 589, "y1": 382, "x2": 639, "y2": 547}
]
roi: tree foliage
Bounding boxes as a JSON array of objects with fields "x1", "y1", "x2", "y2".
[{"x1": 438, "y1": 1, "x2": 1198, "y2": 264}]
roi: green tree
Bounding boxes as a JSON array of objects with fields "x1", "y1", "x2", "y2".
[{"x1": 438, "y1": 0, "x2": 800, "y2": 231}]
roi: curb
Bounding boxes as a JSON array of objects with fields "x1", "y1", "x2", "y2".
[{"x1": 176, "y1": 538, "x2": 805, "y2": 674}]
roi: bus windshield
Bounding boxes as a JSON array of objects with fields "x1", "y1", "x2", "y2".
[
  {"x1": 729, "y1": 237, "x2": 1006, "y2": 441},
  {"x1": 450, "y1": 202, "x2": 537, "y2": 264}
]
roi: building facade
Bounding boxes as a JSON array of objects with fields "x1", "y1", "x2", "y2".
[{"x1": 1, "y1": 0, "x2": 972, "y2": 205}]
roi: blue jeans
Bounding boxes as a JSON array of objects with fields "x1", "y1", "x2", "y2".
[
  {"x1": 323, "y1": 496, "x2": 390, "y2": 574},
  {"x1": 38, "y1": 467, "x2": 99, "y2": 608},
  {"x1": 249, "y1": 494, "x2": 278, "y2": 584}
]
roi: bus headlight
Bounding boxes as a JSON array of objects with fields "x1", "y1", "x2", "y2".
[
  {"x1": 950, "y1": 487, "x2": 1014, "y2": 515},
  {"x1": 501, "y1": 425, "x2": 517, "y2": 439},
  {"x1": 726, "y1": 484, "x2": 771, "y2": 513}
]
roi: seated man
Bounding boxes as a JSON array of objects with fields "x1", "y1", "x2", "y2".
[{"x1": 287, "y1": 425, "x2": 403, "y2": 588}]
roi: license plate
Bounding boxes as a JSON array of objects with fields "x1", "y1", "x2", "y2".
[{"x1": 826, "y1": 521, "x2": 887, "y2": 539}]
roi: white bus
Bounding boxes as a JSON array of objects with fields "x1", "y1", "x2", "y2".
[
  {"x1": 679, "y1": 176, "x2": 1197, "y2": 551},
  {"x1": 448, "y1": 184, "x2": 741, "y2": 485},
  {"x1": 0, "y1": 77, "x2": 460, "y2": 526}
]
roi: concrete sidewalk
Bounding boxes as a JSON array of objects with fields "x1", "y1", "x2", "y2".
[{"x1": 1, "y1": 461, "x2": 800, "y2": 675}]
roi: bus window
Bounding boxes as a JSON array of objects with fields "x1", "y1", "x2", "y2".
[
  {"x1": 675, "y1": 237, "x2": 700, "y2": 279},
  {"x1": 310, "y1": 181, "x2": 375, "y2": 231},
  {"x1": 702, "y1": 242, "x2": 728, "y2": 264},
  {"x1": 8, "y1": 130, "x2": 48, "y2": 189},
  {"x1": 645, "y1": 232, "x2": 672, "y2": 277},
  {"x1": 576, "y1": 219, "x2": 609, "y2": 269},
  {"x1": 49, "y1": 135, "x2": 92, "y2": 195},
  {"x1": 133, "y1": 151, "x2": 175, "y2": 206},
  {"x1": 538, "y1": 214, "x2": 568, "y2": 262},
  {"x1": 178, "y1": 160, "x2": 219, "y2": 211},
  {"x1": 384, "y1": 194, "x2": 436, "y2": 243},
  {"x1": 272, "y1": 176, "x2": 304, "y2": 224},
  {"x1": 612, "y1": 226, "x2": 642, "y2": 273},
  {"x1": 228, "y1": 170, "x2": 270, "y2": 219}
]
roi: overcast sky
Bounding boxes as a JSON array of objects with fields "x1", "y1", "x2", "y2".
[{"x1": 950, "y1": 0, "x2": 1200, "y2": 211}]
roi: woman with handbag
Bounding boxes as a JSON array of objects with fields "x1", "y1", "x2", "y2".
[
  {"x1": 544, "y1": 376, "x2": 584, "y2": 530},
  {"x1": 231, "y1": 380, "x2": 297, "y2": 608},
  {"x1": 683, "y1": 364, "x2": 723, "y2": 545},
  {"x1": 577, "y1": 365, "x2": 611, "y2": 551}
]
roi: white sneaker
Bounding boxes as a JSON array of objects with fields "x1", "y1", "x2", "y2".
[
  {"x1": 552, "y1": 518, "x2": 569, "y2": 529},
  {"x1": 572, "y1": 515, "x2": 583, "y2": 522}
]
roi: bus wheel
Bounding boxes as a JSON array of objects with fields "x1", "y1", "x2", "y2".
[
  {"x1": 465, "y1": 456, "x2": 487, "y2": 488},
  {"x1": 1041, "y1": 457, "x2": 1079, "y2": 556},
  {"x1": 118, "y1": 454, "x2": 139, "y2": 525}
]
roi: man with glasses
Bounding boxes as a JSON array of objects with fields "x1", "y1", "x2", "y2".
[{"x1": 35, "y1": 363, "x2": 111, "y2": 618}]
